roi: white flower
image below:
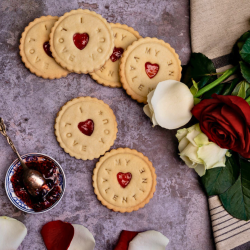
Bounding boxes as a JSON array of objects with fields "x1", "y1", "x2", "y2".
[
  {"x1": 143, "y1": 80, "x2": 194, "y2": 129},
  {"x1": 176, "y1": 124, "x2": 228, "y2": 176}
]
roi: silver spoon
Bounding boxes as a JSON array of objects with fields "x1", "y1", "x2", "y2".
[{"x1": 0, "y1": 117, "x2": 49, "y2": 197}]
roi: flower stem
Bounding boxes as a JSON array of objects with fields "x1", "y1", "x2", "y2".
[{"x1": 194, "y1": 65, "x2": 239, "y2": 98}]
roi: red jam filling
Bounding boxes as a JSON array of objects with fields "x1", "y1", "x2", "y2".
[
  {"x1": 43, "y1": 41, "x2": 53, "y2": 58},
  {"x1": 78, "y1": 119, "x2": 94, "y2": 136},
  {"x1": 73, "y1": 33, "x2": 89, "y2": 50},
  {"x1": 11, "y1": 159, "x2": 62, "y2": 212},
  {"x1": 145, "y1": 62, "x2": 159, "y2": 79},
  {"x1": 117, "y1": 172, "x2": 132, "y2": 188},
  {"x1": 110, "y1": 47, "x2": 124, "y2": 62}
]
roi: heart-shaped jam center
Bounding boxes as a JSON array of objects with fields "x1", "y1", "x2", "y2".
[
  {"x1": 145, "y1": 62, "x2": 159, "y2": 79},
  {"x1": 73, "y1": 33, "x2": 89, "y2": 50},
  {"x1": 78, "y1": 119, "x2": 94, "y2": 136},
  {"x1": 110, "y1": 47, "x2": 124, "y2": 62},
  {"x1": 117, "y1": 172, "x2": 132, "y2": 188},
  {"x1": 43, "y1": 41, "x2": 53, "y2": 58}
]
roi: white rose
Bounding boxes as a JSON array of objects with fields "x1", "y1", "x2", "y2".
[
  {"x1": 176, "y1": 124, "x2": 228, "y2": 176},
  {"x1": 143, "y1": 80, "x2": 194, "y2": 129}
]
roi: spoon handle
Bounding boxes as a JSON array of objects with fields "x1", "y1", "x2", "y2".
[{"x1": 0, "y1": 118, "x2": 27, "y2": 169}]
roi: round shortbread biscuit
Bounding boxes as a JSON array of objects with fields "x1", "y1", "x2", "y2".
[
  {"x1": 93, "y1": 148, "x2": 157, "y2": 213},
  {"x1": 55, "y1": 97, "x2": 118, "y2": 161},
  {"x1": 19, "y1": 16, "x2": 69, "y2": 79},
  {"x1": 120, "y1": 37, "x2": 182, "y2": 104},
  {"x1": 50, "y1": 9, "x2": 114, "y2": 74},
  {"x1": 90, "y1": 23, "x2": 141, "y2": 88}
]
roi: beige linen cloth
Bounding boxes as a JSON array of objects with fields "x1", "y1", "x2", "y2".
[{"x1": 191, "y1": 1, "x2": 250, "y2": 250}]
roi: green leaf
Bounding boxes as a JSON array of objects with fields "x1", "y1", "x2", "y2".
[
  {"x1": 245, "y1": 88, "x2": 250, "y2": 99},
  {"x1": 221, "y1": 78, "x2": 240, "y2": 95},
  {"x1": 237, "y1": 31, "x2": 250, "y2": 50},
  {"x1": 194, "y1": 98, "x2": 201, "y2": 105},
  {"x1": 232, "y1": 81, "x2": 243, "y2": 96},
  {"x1": 238, "y1": 84, "x2": 247, "y2": 99},
  {"x1": 201, "y1": 152, "x2": 240, "y2": 196},
  {"x1": 220, "y1": 157, "x2": 250, "y2": 221},
  {"x1": 232, "y1": 30, "x2": 250, "y2": 63},
  {"x1": 240, "y1": 37, "x2": 250, "y2": 64},
  {"x1": 242, "y1": 82, "x2": 250, "y2": 97},
  {"x1": 240, "y1": 61, "x2": 250, "y2": 83},
  {"x1": 245, "y1": 95, "x2": 250, "y2": 105},
  {"x1": 232, "y1": 81, "x2": 250, "y2": 99},
  {"x1": 190, "y1": 79, "x2": 199, "y2": 95},
  {"x1": 190, "y1": 86, "x2": 197, "y2": 95},
  {"x1": 192, "y1": 79, "x2": 198, "y2": 90},
  {"x1": 181, "y1": 53, "x2": 216, "y2": 88}
]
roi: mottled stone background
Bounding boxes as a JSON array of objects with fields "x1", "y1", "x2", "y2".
[{"x1": 0, "y1": 0, "x2": 216, "y2": 249}]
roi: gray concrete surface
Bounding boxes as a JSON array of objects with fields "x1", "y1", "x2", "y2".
[{"x1": 0, "y1": 0, "x2": 216, "y2": 249}]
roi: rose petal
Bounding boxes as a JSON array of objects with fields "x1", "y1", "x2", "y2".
[
  {"x1": 178, "y1": 137, "x2": 190, "y2": 152},
  {"x1": 194, "y1": 164, "x2": 206, "y2": 177},
  {"x1": 176, "y1": 128, "x2": 188, "y2": 142},
  {"x1": 180, "y1": 155, "x2": 198, "y2": 169},
  {"x1": 143, "y1": 105, "x2": 151, "y2": 119},
  {"x1": 128, "y1": 230, "x2": 169, "y2": 250},
  {"x1": 41, "y1": 221, "x2": 74, "y2": 250},
  {"x1": 212, "y1": 94, "x2": 250, "y2": 126},
  {"x1": 192, "y1": 99, "x2": 221, "y2": 120},
  {"x1": 143, "y1": 90, "x2": 158, "y2": 126},
  {"x1": 194, "y1": 133, "x2": 209, "y2": 146},
  {"x1": 68, "y1": 224, "x2": 95, "y2": 250},
  {"x1": 192, "y1": 95, "x2": 250, "y2": 158},
  {"x1": 180, "y1": 143, "x2": 203, "y2": 165},
  {"x1": 151, "y1": 80, "x2": 194, "y2": 129},
  {"x1": 114, "y1": 230, "x2": 139, "y2": 250},
  {"x1": 186, "y1": 125, "x2": 201, "y2": 146},
  {"x1": 0, "y1": 216, "x2": 27, "y2": 250},
  {"x1": 237, "y1": 129, "x2": 250, "y2": 158},
  {"x1": 197, "y1": 143, "x2": 227, "y2": 169}
]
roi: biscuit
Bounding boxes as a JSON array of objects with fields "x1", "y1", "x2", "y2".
[
  {"x1": 93, "y1": 148, "x2": 157, "y2": 213},
  {"x1": 19, "y1": 16, "x2": 69, "y2": 79},
  {"x1": 120, "y1": 37, "x2": 182, "y2": 103},
  {"x1": 90, "y1": 23, "x2": 141, "y2": 87},
  {"x1": 55, "y1": 97, "x2": 118, "y2": 160},
  {"x1": 49, "y1": 9, "x2": 114, "y2": 74}
]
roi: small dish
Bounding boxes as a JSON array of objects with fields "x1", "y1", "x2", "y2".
[{"x1": 5, "y1": 153, "x2": 66, "y2": 214}]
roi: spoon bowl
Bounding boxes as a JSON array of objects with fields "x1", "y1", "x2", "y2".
[{"x1": 22, "y1": 169, "x2": 48, "y2": 197}]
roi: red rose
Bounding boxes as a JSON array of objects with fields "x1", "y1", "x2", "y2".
[{"x1": 191, "y1": 94, "x2": 250, "y2": 158}]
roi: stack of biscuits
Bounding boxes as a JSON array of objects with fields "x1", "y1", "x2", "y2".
[{"x1": 20, "y1": 9, "x2": 182, "y2": 104}]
